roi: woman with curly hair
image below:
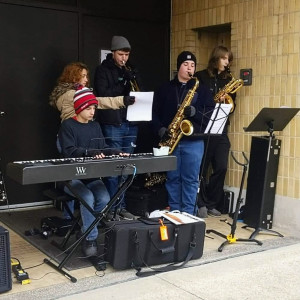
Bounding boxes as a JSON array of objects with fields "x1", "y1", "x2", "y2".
[{"x1": 49, "y1": 62, "x2": 135, "y2": 121}]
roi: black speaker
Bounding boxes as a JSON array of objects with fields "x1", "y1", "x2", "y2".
[
  {"x1": 0, "y1": 226, "x2": 12, "y2": 293},
  {"x1": 244, "y1": 136, "x2": 281, "y2": 230}
]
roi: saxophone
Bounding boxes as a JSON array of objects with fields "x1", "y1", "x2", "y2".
[
  {"x1": 122, "y1": 61, "x2": 140, "y2": 92},
  {"x1": 214, "y1": 67, "x2": 244, "y2": 112},
  {"x1": 159, "y1": 75, "x2": 199, "y2": 154}
]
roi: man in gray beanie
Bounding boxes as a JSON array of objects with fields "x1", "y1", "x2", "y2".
[
  {"x1": 111, "y1": 35, "x2": 131, "y2": 51},
  {"x1": 93, "y1": 36, "x2": 142, "y2": 221}
]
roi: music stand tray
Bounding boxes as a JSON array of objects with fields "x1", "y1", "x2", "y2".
[{"x1": 244, "y1": 107, "x2": 300, "y2": 134}]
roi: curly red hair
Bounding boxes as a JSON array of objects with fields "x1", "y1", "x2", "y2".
[{"x1": 58, "y1": 62, "x2": 90, "y2": 86}]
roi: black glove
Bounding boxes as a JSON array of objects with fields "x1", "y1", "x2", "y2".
[
  {"x1": 184, "y1": 106, "x2": 196, "y2": 117},
  {"x1": 158, "y1": 127, "x2": 170, "y2": 142},
  {"x1": 123, "y1": 96, "x2": 135, "y2": 106},
  {"x1": 123, "y1": 69, "x2": 136, "y2": 81}
]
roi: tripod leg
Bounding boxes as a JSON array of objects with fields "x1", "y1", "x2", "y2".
[
  {"x1": 236, "y1": 238, "x2": 263, "y2": 246},
  {"x1": 206, "y1": 229, "x2": 227, "y2": 239},
  {"x1": 249, "y1": 228, "x2": 284, "y2": 239},
  {"x1": 218, "y1": 240, "x2": 229, "y2": 252}
]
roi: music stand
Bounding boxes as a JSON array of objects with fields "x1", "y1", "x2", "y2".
[{"x1": 243, "y1": 107, "x2": 300, "y2": 238}]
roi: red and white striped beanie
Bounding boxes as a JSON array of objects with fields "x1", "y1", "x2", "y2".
[{"x1": 73, "y1": 86, "x2": 98, "y2": 114}]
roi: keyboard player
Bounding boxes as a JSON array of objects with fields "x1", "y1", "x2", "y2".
[{"x1": 58, "y1": 86, "x2": 129, "y2": 257}]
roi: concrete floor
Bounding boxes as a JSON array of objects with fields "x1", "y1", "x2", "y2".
[
  {"x1": 1, "y1": 212, "x2": 300, "y2": 300},
  {"x1": 58, "y1": 243, "x2": 300, "y2": 300}
]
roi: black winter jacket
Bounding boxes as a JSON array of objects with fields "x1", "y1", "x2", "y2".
[
  {"x1": 152, "y1": 76, "x2": 215, "y2": 141},
  {"x1": 94, "y1": 53, "x2": 142, "y2": 125}
]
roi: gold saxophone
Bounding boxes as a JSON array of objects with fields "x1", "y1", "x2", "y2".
[
  {"x1": 122, "y1": 61, "x2": 140, "y2": 92},
  {"x1": 159, "y1": 75, "x2": 199, "y2": 154},
  {"x1": 214, "y1": 67, "x2": 244, "y2": 112}
]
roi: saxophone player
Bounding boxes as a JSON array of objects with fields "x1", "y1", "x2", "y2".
[
  {"x1": 152, "y1": 51, "x2": 215, "y2": 216},
  {"x1": 195, "y1": 45, "x2": 236, "y2": 218},
  {"x1": 93, "y1": 36, "x2": 142, "y2": 221}
]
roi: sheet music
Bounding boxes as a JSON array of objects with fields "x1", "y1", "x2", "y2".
[
  {"x1": 126, "y1": 91, "x2": 154, "y2": 121},
  {"x1": 204, "y1": 103, "x2": 232, "y2": 134}
]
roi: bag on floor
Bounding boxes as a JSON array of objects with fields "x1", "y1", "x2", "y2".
[{"x1": 104, "y1": 216, "x2": 206, "y2": 270}]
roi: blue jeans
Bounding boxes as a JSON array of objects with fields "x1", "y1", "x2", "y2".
[
  {"x1": 64, "y1": 179, "x2": 110, "y2": 241},
  {"x1": 166, "y1": 139, "x2": 204, "y2": 215},
  {"x1": 101, "y1": 122, "x2": 138, "y2": 209}
]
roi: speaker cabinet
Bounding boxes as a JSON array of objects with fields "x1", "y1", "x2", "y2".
[
  {"x1": 0, "y1": 226, "x2": 12, "y2": 293},
  {"x1": 244, "y1": 136, "x2": 281, "y2": 230}
]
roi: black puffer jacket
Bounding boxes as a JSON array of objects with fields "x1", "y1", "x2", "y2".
[{"x1": 94, "y1": 53, "x2": 142, "y2": 125}]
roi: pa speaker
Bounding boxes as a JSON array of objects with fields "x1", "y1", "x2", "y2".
[
  {"x1": 0, "y1": 226, "x2": 12, "y2": 293},
  {"x1": 244, "y1": 136, "x2": 281, "y2": 230}
]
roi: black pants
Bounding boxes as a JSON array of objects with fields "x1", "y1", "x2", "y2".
[{"x1": 199, "y1": 134, "x2": 230, "y2": 210}]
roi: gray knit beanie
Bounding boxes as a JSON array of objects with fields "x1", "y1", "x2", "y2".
[{"x1": 111, "y1": 36, "x2": 131, "y2": 51}]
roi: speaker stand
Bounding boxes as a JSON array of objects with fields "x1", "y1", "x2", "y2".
[{"x1": 206, "y1": 152, "x2": 262, "y2": 252}]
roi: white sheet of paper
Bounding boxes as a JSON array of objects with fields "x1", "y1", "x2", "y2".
[
  {"x1": 126, "y1": 91, "x2": 154, "y2": 121},
  {"x1": 204, "y1": 103, "x2": 232, "y2": 134}
]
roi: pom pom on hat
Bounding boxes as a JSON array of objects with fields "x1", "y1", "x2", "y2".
[
  {"x1": 111, "y1": 36, "x2": 131, "y2": 51},
  {"x1": 73, "y1": 86, "x2": 98, "y2": 114},
  {"x1": 177, "y1": 51, "x2": 197, "y2": 71}
]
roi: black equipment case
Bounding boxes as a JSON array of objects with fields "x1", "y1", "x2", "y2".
[
  {"x1": 125, "y1": 185, "x2": 168, "y2": 217},
  {"x1": 104, "y1": 218, "x2": 206, "y2": 270}
]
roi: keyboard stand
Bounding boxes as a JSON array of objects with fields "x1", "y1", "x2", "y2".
[{"x1": 44, "y1": 173, "x2": 135, "y2": 283}]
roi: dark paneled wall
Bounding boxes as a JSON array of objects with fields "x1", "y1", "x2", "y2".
[{"x1": 0, "y1": 0, "x2": 171, "y2": 206}]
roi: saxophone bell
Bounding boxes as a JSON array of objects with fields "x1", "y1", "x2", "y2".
[{"x1": 180, "y1": 119, "x2": 194, "y2": 136}]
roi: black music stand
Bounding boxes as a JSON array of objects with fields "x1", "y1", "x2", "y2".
[{"x1": 243, "y1": 107, "x2": 300, "y2": 239}]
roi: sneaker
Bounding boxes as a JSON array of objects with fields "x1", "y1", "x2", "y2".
[
  {"x1": 105, "y1": 211, "x2": 120, "y2": 222},
  {"x1": 207, "y1": 208, "x2": 221, "y2": 217},
  {"x1": 119, "y1": 208, "x2": 137, "y2": 220},
  {"x1": 82, "y1": 239, "x2": 98, "y2": 257},
  {"x1": 197, "y1": 206, "x2": 208, "y2": 218}
]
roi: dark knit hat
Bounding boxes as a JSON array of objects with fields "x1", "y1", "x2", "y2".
[
  {"x1": 111, "y1": 36, "x2": 131, "y2": 51},
  {"x1": 177, "y1": 51, "x2": 197, "y2": 71},
  {"x1": 73, "y1": 87, "x2": 98, "y2": 114}
]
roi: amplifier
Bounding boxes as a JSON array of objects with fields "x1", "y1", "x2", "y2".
[{"x1": 0, "y1": 226, "x2": 12, "y2": 293}]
